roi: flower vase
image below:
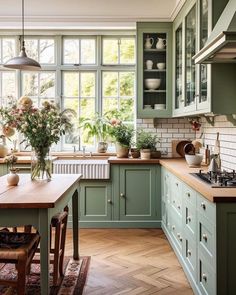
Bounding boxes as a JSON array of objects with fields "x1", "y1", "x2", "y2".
[
  {"x1": 31, "y1": 148, "x2": 52, "y2": 181},
  {"x1": 7, "y1": 169, "x2": 19, "y2": 186}
]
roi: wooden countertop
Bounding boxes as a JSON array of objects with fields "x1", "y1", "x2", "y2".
[
  {"x1": 159, "y1": 159, "x2": 236, "y2": 203},
  {"x1": 0, "y1": 156, "x2": 58, "y2": 164}
]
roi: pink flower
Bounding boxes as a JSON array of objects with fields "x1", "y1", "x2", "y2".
[{"x1": 110, "y1": 118, "x2": 121, "y2": 126}]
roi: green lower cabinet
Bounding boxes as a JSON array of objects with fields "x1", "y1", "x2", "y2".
[
  {"x1": 119, "y1": 165, "x2": 157, "y2": 221},
  {"x1": 80, "y1": 181, "x2": 112, "y2": 221},
  {"x1": 0, "y1": 164, "x2": 7, "y2": 176}
]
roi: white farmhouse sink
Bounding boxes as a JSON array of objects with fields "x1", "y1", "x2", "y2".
[{"x1": 53, "y1": 159, "x2": 110, "y2": 179}]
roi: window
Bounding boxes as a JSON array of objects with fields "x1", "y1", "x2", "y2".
[{"x1": 0, "y1": 34, "x2": 136, "y2": 151}]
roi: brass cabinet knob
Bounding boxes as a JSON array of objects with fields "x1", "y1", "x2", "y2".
[
  {"x1": 120, "y1": 193, "x2": 125, "y2": 198},
  {"x1": 187, "y1": 193, "x2": 191, "y2": 197},
  {"x1": 107, "y1": 199, "x2": 112, "y2": 204},
  {"x1": 187, "y1": 216, "x2": 191, "y2": 222},
  {"x1": 177, "y1": 205, "x2": 181, "y2": 209},
  {"x1": 187, "y1": 249, "x2": 191, "y2": 256},
  {"x1": 201, "y1": 202, "x2": 206, "y2": 210},
  {"x1": 172, "y1": 225, "x2": 175, "y2": 230}
]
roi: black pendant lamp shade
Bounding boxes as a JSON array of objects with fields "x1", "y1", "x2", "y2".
[{"x1": 3, "y1": 0, "x2": 41, "y2": 71}]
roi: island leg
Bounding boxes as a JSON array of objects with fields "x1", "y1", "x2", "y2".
[{"x1": 72, "y1": 188, "x2": 79, "y2": 260}]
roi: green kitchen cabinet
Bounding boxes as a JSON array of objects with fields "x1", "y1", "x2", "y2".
[
  {"x1": 137, "y1": 22, "x2": 173, "y2": 118},
  {"x1": 80, "y1": 181, "x2": 112, "y2": 222},
  {"x1": 173, "y1": 0, "x2": 236, "y2": 117},
  {"x1": 112, "y1": 164, "x2": 161, "y2": 227}
]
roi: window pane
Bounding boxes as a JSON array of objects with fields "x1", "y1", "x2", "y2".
[
  {"x1": 39, "y1": 73, "x2": 55, "y2": 97},
  {"x1": 23, "y1": 72, "x2": 38, "y2": 96},
  {"x1": 64, "y1": 98, "x2": 79, "y2": 114},
  {"x1": 40, "y1": 39, "x2": 55, "y2": 64},
  {"x1": 24, "y1": 39, "x2": 38, "y2": 61},
  {"x1": 103, "y1": 98, "x2": 118, "y2": 114},
  {"x1": 103, "y1": 39, "x2": 118, "y2": 64},
  {"x1": 81, "y1": 73, "x2": 95, "y2": 97},
  {"x1": 2, "y1": 39, "x2": 15, "y2": 63},
  {"x1": 103, "y1": 72, "x2": 118, "y2": 97},
  {"x1": 63, "y1": 39, "x2": 79, "y2": 64},
  {"x1": 80, "y1": 98, "x2": 95, "y2": 118},
  {"x1": 63, "y1": 72, "x2": 79, "y2": 97},
  {"x1": 120, "y1": 72, "x2": 135, "y2": 97},
  {"x1": 81, "y1": 39, "x2": 96, "y2": 64},
  {"x1": 120, "y1": 38, "x2": 135, "y2": 64},
  {"x1": 120, "y1": 98, "x2": 134, "y2": 121},
  {"x1": 2, "y1": 72, "x2": 16, "y2": 99}
]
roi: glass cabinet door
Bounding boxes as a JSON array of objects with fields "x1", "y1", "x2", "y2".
[
  {"x1": 199, "y1": 0, "x2": 209, "y2": 104},
  {"x1": 185, "y1": 5, "x2": 196, "y2": 107},
  {"x1": 142, "y1": 32, "x2": 167, "y2": 111},
  {"x1": 175, "y1": 24, "x2": 183, "y2": 110}
]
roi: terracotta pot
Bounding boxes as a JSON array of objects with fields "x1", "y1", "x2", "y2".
[
  {"x1": 7, "y1": 170, "x2": 19, "y2": 186},
  {"x1": 97, "y1": 142, "x2": 108, "y2": 153},
  {"x1": 130, "y1": 148, "x2": 140, "y2": 158},
  {"x1": 116, "y1": 143, "x2": 129, "y2": 158},
  {"x1": 140, "y1": 149, "x2": 151, "y2": 159},
  {"x1": 151, "y1": 150, "x2": 161, "y2": 159}
]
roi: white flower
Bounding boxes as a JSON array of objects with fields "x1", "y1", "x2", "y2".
[
  {"x1": 32, "y1": 128, "x2": 37, "y2": 133},
  {"x1": 38, "y1": 124, "x2": 43, "y2": 128}
]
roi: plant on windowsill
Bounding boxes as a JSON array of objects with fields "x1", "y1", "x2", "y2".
[
  {"x1": 109, "y1": 119, "x2": 134, "y2": 158},
  {"x1": 79, "y1": 113, "x2": 111, "y2": 153},
  {"x1": 136, "y1": 130, "x2": 160, "y2": 160}
]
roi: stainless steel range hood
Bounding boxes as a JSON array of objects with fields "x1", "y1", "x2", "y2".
[{"x1": 194, "y1": 0, "x2": 236, "y2": 64}]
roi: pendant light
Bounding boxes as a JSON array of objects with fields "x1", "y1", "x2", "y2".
[{"x1": 3, "y1": 0, "x2": 41, "y2": 71}]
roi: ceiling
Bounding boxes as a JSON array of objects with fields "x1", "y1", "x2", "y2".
[{"x1": 0, "y1": 0, "x2": 186, "y2": 30}]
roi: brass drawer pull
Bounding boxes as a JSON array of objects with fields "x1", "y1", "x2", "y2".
[
  {"x1": 202, "y1": 273, "x2": 207, "y2": 282},
  {"x1": 187, "y1": 193, "x2": 191, "y2": 197},
  {"x1": 120, "y1": 193, "x2": 125, "y2": 198},
  {"x1": 107, "y1": 199, "x2": 112, "y2": 204},
  {"x1": 187, "y1": 249, "x2": 191, "y2": 256},
  {"x1": 187, "y1": 216, "x2": 191, "y2": 222},
  {"x1": 201, "y1": 202, "x2": 206, "y2": 210},
  {"x1": 202, "y1": 234, "x2": 208, "y2": 242}
]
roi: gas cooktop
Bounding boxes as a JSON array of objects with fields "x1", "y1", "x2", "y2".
[{"x1": 191, "y1": 170, "x2": 236, "y2": 188}]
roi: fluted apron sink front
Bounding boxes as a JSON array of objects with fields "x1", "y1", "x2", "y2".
[{"x1": 53, "y1": 159, "x2": 110, "y2": 179}]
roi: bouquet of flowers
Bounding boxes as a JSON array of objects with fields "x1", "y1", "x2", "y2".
[
  {"x1": 0, "y1": 96, "x2": 74, "y2": 180},
  {"x1": 4, "y1": 154, "x2": 18, "y2": 172}
]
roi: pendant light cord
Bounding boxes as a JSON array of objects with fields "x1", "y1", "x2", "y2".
[{"x1": 22, "y1": 0, "x2": 25, "y2": 48}]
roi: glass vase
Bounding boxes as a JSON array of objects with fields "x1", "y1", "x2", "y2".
[{"x1": 31, "y1": 148, "x2": 52, "y2": 181}]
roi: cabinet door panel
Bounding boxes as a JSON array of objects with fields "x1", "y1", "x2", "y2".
[
  {"x1": 119, "y1": 166, "x2": 157, "y2": 220},
  {"x1": 80, "y1": 182, "x2": 112, "y2": 221}
]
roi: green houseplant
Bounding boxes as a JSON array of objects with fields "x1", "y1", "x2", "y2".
[
  {"x1": 136, "y1": 130, "x2": 159, "y2": 159},
  {"x1": 109, "y1": 119, "x2": 134, "y2": 158},
  {"x1": 79, "y1": 113, "x2": 111, "y2": 153}
]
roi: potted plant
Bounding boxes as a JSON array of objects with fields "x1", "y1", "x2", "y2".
[
  {"x1": 109, "y1": 119, "x2": 134, "y2": 158},
  {"x1": 79, "y1": 113, "x2": 111, "y2": 153},
  {"x1": 136, "y1": 130, "x2": 159, "y2": 159}
]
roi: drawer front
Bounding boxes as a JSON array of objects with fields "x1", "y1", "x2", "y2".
[
  {"x1": 197, "y1": 193, "x2": 216, "y2": 225},
  {"x1": 183, "y1": 184, "x2": 196, "y2": 206},
  {"x1": 198, "y1": 251, "x2": 216, "y2": 295},
  {"x1": 183, "y1": 234, "x2": 197, "y2": 280},
  {"x1": 198, "y1": 213, "x2": 216, "y2": 267},
  {"x1": 170, "y1": 209, "x2": 183, "y2": 253},
  {"x1": 162, "y1": 169, "x2": 171, "y2": 202},
  {"x1": 183, "y1": 201, "x2": 196, "y2": 240},
  {"x1": 171, "y1": 175, "x2": 182, "y2": 217}
]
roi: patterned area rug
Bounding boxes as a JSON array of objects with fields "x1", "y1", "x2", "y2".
[{"x1": 0, "y1": 256, "x2": 90, "y2": 295}]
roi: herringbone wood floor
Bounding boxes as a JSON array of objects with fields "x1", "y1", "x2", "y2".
[{"x1": 65, "y1": 229, "x2": 194, "y2": 295}]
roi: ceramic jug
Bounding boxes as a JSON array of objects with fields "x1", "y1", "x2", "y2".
[
  {"x1": 156, "y1": 38, "x2": 166, "y2": 49},
  {"x1": 146, "y1": 60, "x2": 153, "y2": 70},
  {"x1": 0, "y1": 136, "x2": 8, "y2": 158},
  {"x1": 144, "y1": 36, "x2": 154, "y2": 49}
]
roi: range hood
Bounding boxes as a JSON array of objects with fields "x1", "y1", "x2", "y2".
[{"x1": 194, "y1": 0, "x2": 236, "y2": 63}]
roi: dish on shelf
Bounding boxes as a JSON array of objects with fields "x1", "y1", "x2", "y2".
[
  {"x1": 154, "y1": 104, "x2": 166, "y2": 110},
  {"x1": 144, "y1": 78, "x2": 161, "y2": 90},
  {"x1": 156, "y1": 62, "x2": 165, "y2": 70},
  {"x1": 144, "y1": 104, "x2": 152, "y2": 109}
]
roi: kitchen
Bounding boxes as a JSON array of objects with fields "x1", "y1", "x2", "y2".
[{"x1": 0, "y1": 0, "x2": 236, "y2": 294}]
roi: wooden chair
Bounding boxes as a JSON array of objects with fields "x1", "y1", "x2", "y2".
[{"x1": 0, "y1": 232, "x2": 40, "y2": 295}]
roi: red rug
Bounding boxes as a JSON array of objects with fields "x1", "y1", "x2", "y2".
[{"x1": 0, "y1": 256, "x2": 90, "y2": 295}]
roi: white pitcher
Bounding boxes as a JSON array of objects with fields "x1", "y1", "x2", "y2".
[
  {"x1": 144, "y1": 36, "x2": 154, "y2": 49},
  {"x1": 156, "y1": 38, "x2": 166, "y2": 49}
]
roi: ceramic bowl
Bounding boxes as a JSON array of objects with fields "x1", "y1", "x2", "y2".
[
  {"x1": 185, "y1": 154, "x2": 203, "y2": 167},
  {"x1": 154, "y1": 104, "x2": 166, "y2": 110},
  {"x1": 145, "y1": 79, "x2": 161, "y2": 90},
  {"x1": 157, "y1": 63, "x2": 166, "y2": 70}
]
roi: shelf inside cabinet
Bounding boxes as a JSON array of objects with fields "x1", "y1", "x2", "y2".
[
  {"x1": 144, "y1": 69, "x2": 166, "y2": 72},
  {"x1": 144, "y1": 90, "x2": 166, "y2": 93},
  {"x1": 144, "y1": 49, "x2": 166, "y2": 53}
]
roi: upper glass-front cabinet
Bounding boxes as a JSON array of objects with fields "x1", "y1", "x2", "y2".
[{"x1": 137, "y1": 22, "x2": 172, "y2": 118}]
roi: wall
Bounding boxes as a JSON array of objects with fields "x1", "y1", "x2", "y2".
[
  {"x1": 199, "y1": 115, "x2": 236, "y2": 171},
  {"x1": 136, "y1": 117, "x2": 196, "y2": 156}
]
